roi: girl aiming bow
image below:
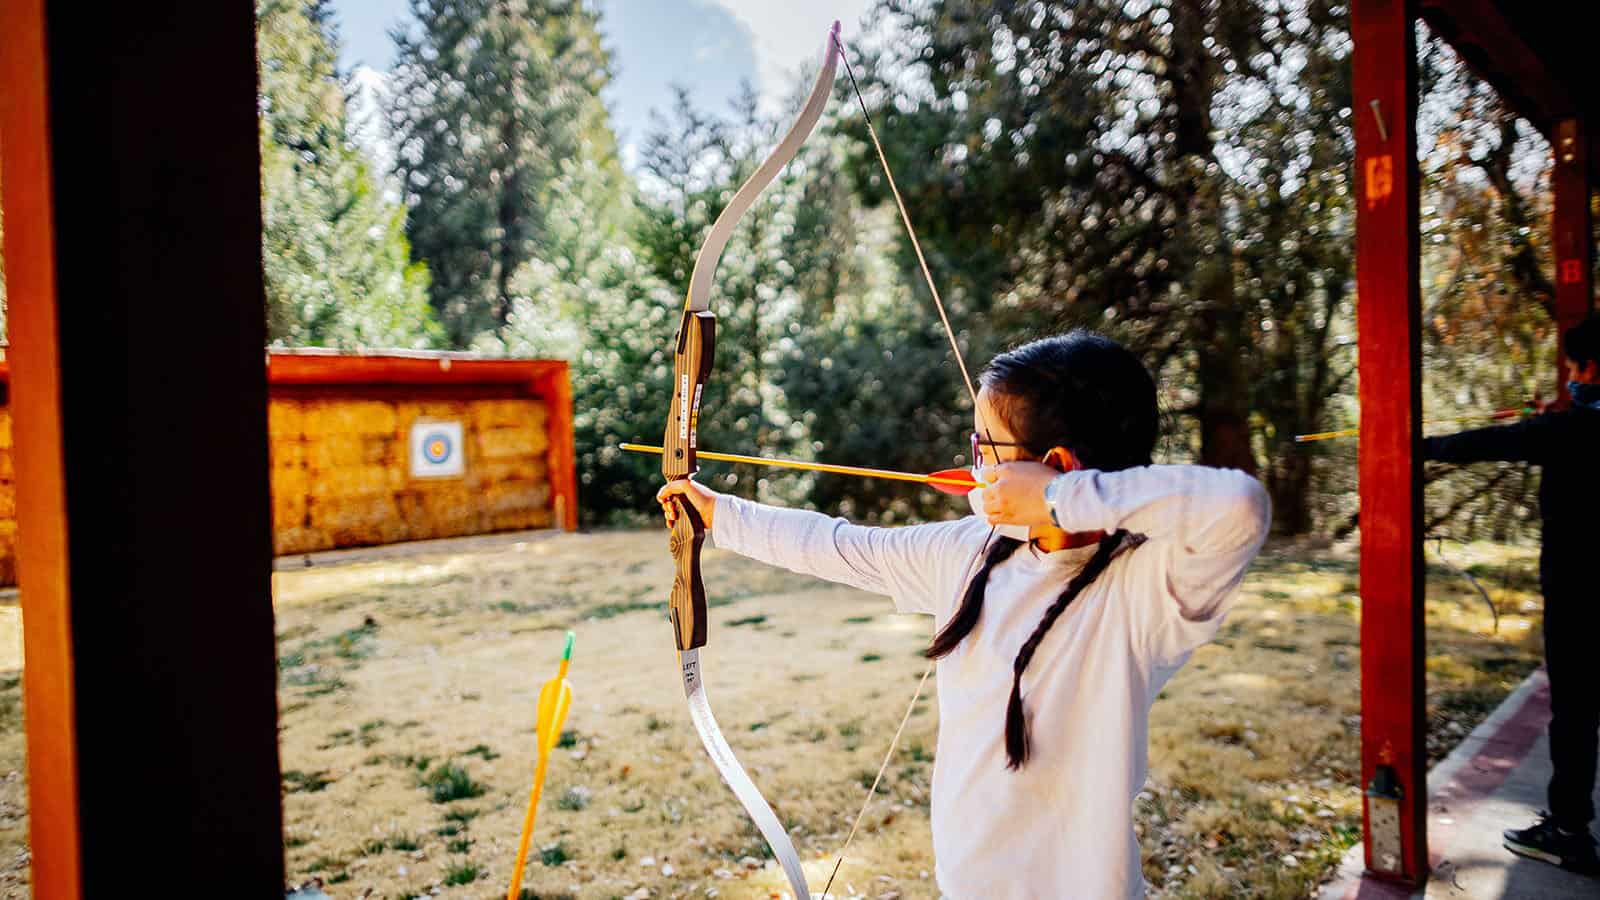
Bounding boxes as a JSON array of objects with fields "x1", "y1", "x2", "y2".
[{"x1": 658, "y1": 330, "x2": 1270, "y2": 899}]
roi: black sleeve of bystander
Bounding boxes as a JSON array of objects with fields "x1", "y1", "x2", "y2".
[{"x1": 1423, "y1": 414, "x2": 1563, "y2": 466}]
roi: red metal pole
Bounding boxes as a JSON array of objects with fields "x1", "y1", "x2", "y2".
[
  {"x1": 1552, "y1": 118, "x2": 1594, "y2": 401},
  {"x1": 1351, "y1": 0, "x2": 1429, "y2": 887}
]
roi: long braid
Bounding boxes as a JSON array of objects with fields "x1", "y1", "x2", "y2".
[
  {"x1": 1004, "y1": 530, "x2": 1131, "y2": 769},
  {"x1": 925, "y1": 536, "x2": 1025, "y2": 660}
]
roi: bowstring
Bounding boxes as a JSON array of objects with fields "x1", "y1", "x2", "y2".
[
  {"x1": 834, "y1": 32, "x2": 982, "y2": 412},
  {"x1": 822, "y1": 31, "x2": 1002, "y2": 900}
]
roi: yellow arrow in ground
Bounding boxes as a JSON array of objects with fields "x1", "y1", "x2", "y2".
[{"x1": 507, "y1": 631, "x2": 574, "y2": 900}]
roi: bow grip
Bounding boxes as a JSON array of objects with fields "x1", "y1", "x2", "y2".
[
  {"x1": 667, "y1": 496, "x2": 708, "y2": 650},
  {"x1": 663, "y1": 308, "x2": 716, "y2": 651}
]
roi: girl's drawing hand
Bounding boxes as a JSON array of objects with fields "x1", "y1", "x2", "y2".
[
  {"x1": 979, "y1": 461, "x2": 1058, "y2": 529},
  {"x1": 657, "y1": 478, "x2": 719, "y2": 531}
]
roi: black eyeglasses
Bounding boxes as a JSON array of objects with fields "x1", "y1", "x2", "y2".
[{"x1": 970, "y1": 432, "x2": 1026, "y2": 465}]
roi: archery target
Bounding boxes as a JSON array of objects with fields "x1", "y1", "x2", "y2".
[{"x1": 409, "y1": 420, "x2": 464, "y2": 477}]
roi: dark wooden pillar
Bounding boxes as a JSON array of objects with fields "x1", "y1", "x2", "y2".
[
  {"x1": 1351, "y1": 0, "x2": 1428, "y2": 887},
  {"x1": 0, "y1": 2, "x2": 284, "y2": 895},
  {"x1": 1553, "y1": 118, "x2": 1594, "y2": 400}
]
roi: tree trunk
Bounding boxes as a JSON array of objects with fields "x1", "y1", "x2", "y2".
[
  {"x1": 1194, "y1": 272, "x2": 1260, "y2": 474},
  {"x1": 1170, "y1": 2, "x2": 1259, "y2": 477},
  {"x1": 1267, "y1": 437, "x2": 1313, "y2": 533}
]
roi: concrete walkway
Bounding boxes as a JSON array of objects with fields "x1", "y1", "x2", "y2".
[{"x1": 1319, "y1": 668, "x2": 1600, "y2": 899}]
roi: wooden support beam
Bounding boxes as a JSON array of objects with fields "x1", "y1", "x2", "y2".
[
  {"x1": 1417, "y1": 0, "x2": 1576, "y2": 140},
  {"x1": 1351, "y1": 0, "x2": 1429, "y2": 888},
  {"x1": 0, "y1": 2, "x2": 285, "y2": 895},
  {"x1": 0, "y1": 3, "x2": 81, "y2": 891},
  {"x1": 1552, "y1": 118, "x2": 1594, "y2": 401}
]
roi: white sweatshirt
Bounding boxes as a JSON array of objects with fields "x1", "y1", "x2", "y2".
[{"x1": 709, "y1": 464, "x2": 1271, "y2": 899}]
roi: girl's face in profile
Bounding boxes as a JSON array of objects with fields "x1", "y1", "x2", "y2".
[{"x1": 972, "y1": 386, "x2": 1029, "y2": 468}]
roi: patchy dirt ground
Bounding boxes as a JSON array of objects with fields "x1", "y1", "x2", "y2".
[{"x1": 0, "y1": 531, "x2": 1544, "y2": 899}]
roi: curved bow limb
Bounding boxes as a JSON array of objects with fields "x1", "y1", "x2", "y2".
[
  {"x1": 658, "y1": 21, "x2": 843, "y2": 900},
  {"x1": 682, "y1": 20, "x2": 841, "y2": 317}
]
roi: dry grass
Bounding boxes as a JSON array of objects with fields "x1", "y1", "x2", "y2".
[{"x1": 0, "y1": 533, "x2": 1545, "y2": 899}]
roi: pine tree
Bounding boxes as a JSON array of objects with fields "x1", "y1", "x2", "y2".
[
  {"x1": 257, "y1": 0, "x2": 440, "y2": 348},
  {"x1": 390, "y1": 0, "x2": 612, "y2": 346}
]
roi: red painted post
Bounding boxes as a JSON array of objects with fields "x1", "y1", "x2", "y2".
[
  {"x1": 541, "y1": 363, "x2": 581, "y2": 531},
  {"x1": 1552, "y1": 119, "x2": 1594, "y2": 401},
  {"x1": 1351, "y1": 0, "x2": 1429, "y2": 887}
]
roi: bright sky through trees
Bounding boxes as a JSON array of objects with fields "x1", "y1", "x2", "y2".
[{"x1": 326, "y1": 0, "x2": 872, "y2": 165}]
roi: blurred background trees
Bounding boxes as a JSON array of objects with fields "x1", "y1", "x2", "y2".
[
  {"x1": 389, "y1": 0, "x2": 614, "y2": 345},
  {"x1": 0, "y1": 0, "x2": 1554, "y2": 529},
  {"x1": 257, "y1": 0, "x2": 440, "y2": 348}
]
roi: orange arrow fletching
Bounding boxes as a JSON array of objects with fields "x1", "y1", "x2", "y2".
[{"x1": 927, "y1": 467, "x2": 980, "y2": 495}]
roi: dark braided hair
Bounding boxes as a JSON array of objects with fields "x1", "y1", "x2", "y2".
[
  {"x1": 924, "y1": 534, "x2": 1026, "y2": 659},
  {"x1": 924, "y1": 330, "x2": 1158, "y2": 769},
  {"x1": 1004, "y1": 529, "x2": 1129, "y2": 768}
]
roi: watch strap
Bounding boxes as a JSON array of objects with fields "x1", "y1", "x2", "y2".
[{"x1": 1044, "y1": 472, "x2": 1070, "y2": 528}]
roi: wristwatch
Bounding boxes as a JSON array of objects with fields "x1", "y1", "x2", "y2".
[{"x1": 1043, "y1": 472, "x2": 1071, "y2": 528}]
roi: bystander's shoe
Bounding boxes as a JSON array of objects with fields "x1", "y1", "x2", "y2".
[{"x1": 1503, "y1": 811, "x2": 1600, "y2": 875}]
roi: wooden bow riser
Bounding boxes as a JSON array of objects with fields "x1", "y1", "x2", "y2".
[{"x1": 664, "y1": 309, "x2": 716, "y2": 651}]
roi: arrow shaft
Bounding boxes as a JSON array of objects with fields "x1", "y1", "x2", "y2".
[
  {"x1": 619, "y1": 442, "x2": 980, "y2": 489},
  {"x1": 1294, "y1": 407, "x2": 1535, "y2": 443},
  {"x1": 507, "y1": 753, "x2": 550, "y2": 900}
]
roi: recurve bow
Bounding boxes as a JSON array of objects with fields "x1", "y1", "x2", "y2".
[
  {"x1": 659, "y1": 22, "x2": 999, "y2": 899},
  {"x1": 659, "y1": 21, "x2": 842, "y2": 900}
]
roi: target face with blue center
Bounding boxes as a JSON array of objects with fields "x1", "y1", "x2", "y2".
[
  {"x1": 423, "y1": 432, "x2": 452, "y2": 464},
  {"x1": 410, "y1": 420, "x2": 465, "y2": 477}
]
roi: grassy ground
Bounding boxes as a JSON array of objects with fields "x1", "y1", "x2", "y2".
[{"x1": 0, "y1": 532, "x2": 1544, "y2": 899}]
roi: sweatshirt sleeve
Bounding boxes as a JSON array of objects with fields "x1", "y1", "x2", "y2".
[
  {"x1": 1049, "y1": 465, "x2": 1271, "y2": 665},
  {"x1": 709, "y1": 494, "x2": 986, "y2": 617},
  {"x1": 1424, "y1": 415, "x2": 1559, "y2": 466}
]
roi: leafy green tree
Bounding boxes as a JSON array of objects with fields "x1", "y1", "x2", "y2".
[
  {"x1": 473, "y1": 140, "x2": 677, "y2": 522},
  {"x1": 628, "y1": 79, "x2": 969, "y2": 523},
  {"x1": 523, "y1": 76, "x2": 949, "y2": 524},
  {"x1": 853, "y1": 0, "x2": 1293, "y2": 475},
  {"x1": 390, "y1": 0, "x2": 612, "y2": 346},
  {"x1": 1409, "y1": 33, "x2": 1553, "y2": 543},
  {"x1": 775, "y1": 107, "x2": 974, "y2": 524},
  {"x1": 257, "y1": 0, "x2": 440, "y2": 348},
  {"x1": 1223, "y1": 1, "x2": 1357, "y2": 534},
  {"x1": 628, "y1": 86, "x2": 812, "y2": 502}
]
